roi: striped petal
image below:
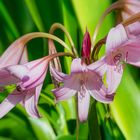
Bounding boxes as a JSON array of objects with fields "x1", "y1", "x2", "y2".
[
  {"x1": 87, "y1": 57, "x2": 107, "y2": 76},
  {"x1": 22, "y1": 60, "x2": 48, "y2": 89},
  {"x1": 71, "y1": 58, "x2": 87, "y2": 73},
  {"x1": 0, "y1": 90, "x2": 25, "y2": 118},
  {"x1": 24, "y1": 84, "x2": 43, "y2": 118},
  {"x1": 86, "y1": 70, "x2": 114, "y2": 103},
  {"x1": 50, "y1": 66, "x2": 67, "y2": 82},
  {"x1": 106, "y1": 24, "x2": 128, "y2": 54},
  {"x1": 6, "y1": 65, "x2": 30, "y2": 82},
  {"x1": 52, "y1": 86, "x2": 76, "y2": 101},
  {"x1": 78, "y1": 91, "x2": 90, "y2": 122},
  {"x1": 0, "y1": 69, "x2": 20, "y2": 86},
  {"x1": 106, "y1": 64, "x2": 123, "y2": 94},
  {"x1": 0, "y1": 37, "x2": 25, "y2": 68}
]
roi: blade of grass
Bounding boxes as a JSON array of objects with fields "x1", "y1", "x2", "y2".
[
  {"x1": 24, "y1": 0, "x2": 45, "y2": 31},
  {"x1": 0, "y1": 1, "x2": 19, "y2": 38}
]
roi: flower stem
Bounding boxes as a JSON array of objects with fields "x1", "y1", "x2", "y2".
[{"x1": 76, "y1": 94, "x2": 79, "y2": 140}]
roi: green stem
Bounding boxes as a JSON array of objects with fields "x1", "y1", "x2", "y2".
[{"x1": 76, "y1": 95, "x2": 79, "y2": 140}]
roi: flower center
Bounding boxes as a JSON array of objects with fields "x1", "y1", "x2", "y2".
[
  {"x1": 16, "y1": 85, "x2": 25, "y2": 92},
  {"x1": 79, "y1": 74, "x2": 88, "y2": 101},
  {"x1": 80, "y1": 80, "x2": 86, "y2": 97},
  {"x1": 16, "y1": 85, "x2": 22, "y2": 92},
  {"x1": 112, "y1": 49, "x2": 128, "y2": 73}
]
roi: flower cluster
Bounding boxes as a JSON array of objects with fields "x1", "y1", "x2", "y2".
[{"x1": 0, "y1": 0, "x2": 140, "y2": 122}]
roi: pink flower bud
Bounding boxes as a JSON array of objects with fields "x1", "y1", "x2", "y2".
[{"x1": 82, "y1": 29, "x2": 91, "y2": 61}]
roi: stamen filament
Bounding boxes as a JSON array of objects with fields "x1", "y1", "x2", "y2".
[
  {"x1": 49, "y1": 23, "x2": 78, "y2": 57},
  {"x1": 91, "y1": 37, "x2": 106, "y2": 61},
  {"x1": 122, "y1": 12, "x2": 140, "y2": 27},
  {"x1": 44, "y1": 52, "x2": 75, "y2": 62},
  {"x1": 92, "y1": 1, "x2": 125, "y2": 48}
]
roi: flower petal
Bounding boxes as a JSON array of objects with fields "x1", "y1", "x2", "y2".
[
  {"x1": 19, "y1": 47, "x2": 28, "y2": 64},
  {"x1": 50, "y1": 66, "x2": 67, "y2": 82},
  {"x1": 52, "y1": 58, "x2": 86, "y2": 100},
  {"x1": 71, "y1": 58, "x2": 87, "y2": 73},
  {"x1": 127, "y1": 22, "x2": 140, "y2": 37},
  {"x1": 87, "y1": 57, "x2": 107, "y2": 76},
  {"x1": 122, "y1": 0, "x2": 140, "y2": 36},
  {"x1": 53, "y1": 73, "x2": 80, "y2": 101},
  {"x1": 125, "y1": 39, "x2": 140, "y2": 66},
  {"x1": 22, "y1": 60, "x2": 48, "y2": 89},
  {"x1": 0, "y1": 39, "x2": 25, "y2": 69},
  {"x1": 0, "y1": 69, "x2": 20, "y2": 86},
  {"x1": 23, "y1": 57, "x2": 44, "y2": 69},
  {"x1": 86, "y1": 70, "x2": 114, "y2": 103},
  {"x1": 78, "y1": 91, "x2": 90, "y2": 122},
  {"x1": 89, "y1": 88, "x2": 114, "y2": 103},
  {"x1": 106, "y1": 64, "x2": 123, "y2": 94},
  {"x1": 0, "y1": 90, "x2": 25, "y2": 118},
  {"x1": 6, "y1": 65, "x2": 30, "y2": 82},
  {"x1": 24, "y1": 84, "x2": 43, "y2": 118},
  {"x1": 106, "y1": 24, "x2": 128, "y2": 54},
  {"x1": 52, "y1": 86, "x2": 76, "y2": 101}
]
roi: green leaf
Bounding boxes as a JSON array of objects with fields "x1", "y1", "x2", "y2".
[
  {"x1": 111, "y1": 67, "x2": 140, "y2": 139},
  {"x1": 0, "y1": 136, "x2": 13, "y2": 140},
  {"x1": 88, "y1": 101, "x2": 101, "y2": 140},
  {"x1": 0, "y1": 1, "x2": 19, "y2": 38},
  {"x1": 56, "y1": 135, "x2": 85, "y2": 140},
  {"x1": 71, "y1": 0, "x2": 114, "y2": 36},
  {"x1": 24, "y1": 0, "x2": 45, "y2": 31},
  {"x1": 29, "y1": 118, "x2": 56, "y2": 140}
]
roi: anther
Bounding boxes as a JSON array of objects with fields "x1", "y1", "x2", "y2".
[
  {"x1": 113, "y1": 53, "x2": 122, "y2": 63},
  {"x1": 16, "y1": 85, "x2": 22, "y2": 92}
]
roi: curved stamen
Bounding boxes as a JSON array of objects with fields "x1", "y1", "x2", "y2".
[
  {"x1": 20, "y1": 32, "x2": 72, "y2": 53},
  {"x1": 91, "y1": 36, "x2": 106, "y2": 61},
  {"x1": 49, "y1": 23, "x2": 78, "y2": 57},
  {"x1": 37, "y1": 52, "x2": 76, "y2": 63},
  {"x1": 92, "y1": 1, "x2": 125, "y2": 48},
  {"x1": 48, "y1": 23, "x2": 78, "y2": 87},
  {"x1": 122, "y1": 12, "x2": 140, "y2": 27}
]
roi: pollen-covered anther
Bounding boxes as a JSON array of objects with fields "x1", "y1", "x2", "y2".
[{"x1": 16, "y1": 85, "x2": 23, "y2": 92}]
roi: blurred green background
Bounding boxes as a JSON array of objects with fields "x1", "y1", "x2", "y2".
[{"x1": 0, "y1": 0, "x2": 140, "y2": 140}]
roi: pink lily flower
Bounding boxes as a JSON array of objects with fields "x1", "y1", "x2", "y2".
[
  {"x1": 120, "y1": 0, "x2": 140, "y2": 37},
  {"x1": 104, "y1": 24, "x2": 140, "y2": 93},
  {"x1": 51, "y1": 58, "x2": 114, "y2": 122},
  {"x1": 0, "y1": 56, "x2": 49, "y2": 118},
  {"x1": 50, "y1": 30, "x2": 114, "y2": 122}
]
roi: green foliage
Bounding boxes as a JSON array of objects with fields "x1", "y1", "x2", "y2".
[{"x1": 0, "y1": 0, "x2": 140, "y2": 140}]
